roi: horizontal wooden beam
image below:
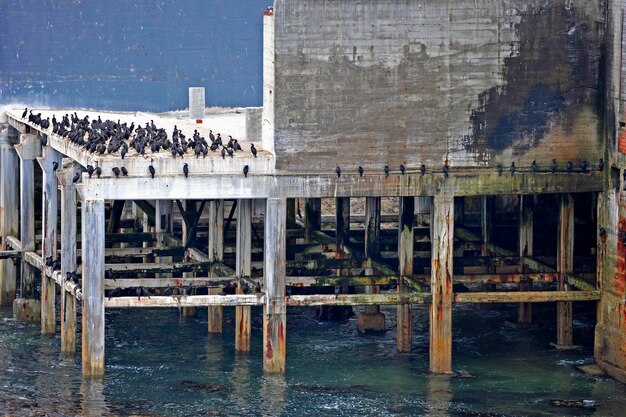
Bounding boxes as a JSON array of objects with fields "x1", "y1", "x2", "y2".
[
  {"x1": 453, "y1": 290, "x2": 600, "y2": 303},
  {"x1": 286, "y1": 275, "x2": 396, "y2": 287},
  {"x1": 5, "y1": 236, "x2": 22, "y2": 251},
  {"x1": 105, "y1": 246, "x2": 185, "y2": 258},
  {"x1": 104, "y1": 277, "x2": 236, "y2": 289},
  {"x1": 106, "y1": 261, "x2": 215, "y2": 274},
  {"x1": 51, "y1": 271, "x2": 83, "y2": 300},
  {"x1": 566, "y1": 273, "x2": 597, "y2": 291},
  {"x1": 287, "y1": 293, "x2": 431, "y2": 306},
  {"x1": 451, "y1": 272, "x2": 559, "y2": 284},
  {"x1": 105, "y1": 294, "x2": 263, "y2": 308},
  {"x1": 0, "y1": 250, "x2": 21, "y2": 259}
]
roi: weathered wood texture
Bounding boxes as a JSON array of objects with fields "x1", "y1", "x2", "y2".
[
  {"x1": 58, "y1": 163, "x2": 79, "y2": 353},
  {"x1": 208, "y1": 199, "x2": 225, "y2": 333},
  {"x1": 481, "y1": 196, "x2": 495, "y2": 258},
  {"x1": 81, "y1": 200, "x2": 105, "y2": 376},
  {"x1": 38, "y1": 147, "x2": 62, "y2": 335},
  {"x1": 17, "y1": 134, "x2": 38, "y2": 299},
  {"x1": 364, "y1": 197, "x2": 381, "y2": 315},
  {"x1": 235, "y1": 199, "x2": 252, "y2": 352},
  {"x1": 518, "y1": 195, "x2": 534, "y2": 324},
  {"x1": 180, "y1": 200, "x2": 197, "y2": 317},
  {"x1": 263, "y1": 198, "x2": 287, "y2": 373},
  {"x1": 272, "y1": 0, "x2": 604, "y2": 172},
  {"x1": 397, "y1": 197, "x2": 414, "y2": 352},
  {"x1": 430, "y1": 194, "x2": 454, "y2": 373},
  {"x1": 304, "y1": 198, "x2": 321, "y2": 242},
  {"x1": 556, "y1": 194, "x2": 575, "y2": 346},
  {"x1": 0, "y1": 126, "x2": 19, "y2": 305}
]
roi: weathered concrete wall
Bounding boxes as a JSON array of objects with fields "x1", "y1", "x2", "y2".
[{"x1": 273, "y1": 0, "x2": 605, "y2": 172}]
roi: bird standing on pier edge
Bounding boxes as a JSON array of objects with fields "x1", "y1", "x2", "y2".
[
  {"x1": 336, "y1": 166, "x2": 341, "y2": 178},
  {"x1": 358, "y1": 166, "x2": 364, "y2": 177},
  {"x1": 243, "y1": 165, "x2": 249, "y2": 178},
  {"x1": 149, "y1": 165, "x2": 155, "y2": 179},
  {"x1": 183, "y1": 163, "x2": 189, "y2": 178}
]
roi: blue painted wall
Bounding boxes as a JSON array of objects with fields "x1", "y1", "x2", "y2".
[{"x1": 0, "y1": 0, "x2": 265, "y2": 111}]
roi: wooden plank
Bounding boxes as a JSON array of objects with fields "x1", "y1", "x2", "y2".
[
  {"x1": 0, "y1": 250, "x2": 20, "y2": 259},
  {"x1": 58, "y1": 162, "x2": 79, "y2": 353},
  {"x1": 104, "y1": 277, "x2": 236, "y2": 289},
  {"x1": 0, "y1": 127, "x2": 19, "y2": 305},
  {"x1": 81, "y1": 199, "x2": 105, "y2": 376},
  {"x1": 454, "y1": 291, "x2": 600, "y2": 303},
  {"x1": 38, "y1": 147, "x2": 63, "y2": 335},
  {"x1": 106, "y1": 294, "x2": 264, "y2": 308},
  {"x1": 105, "y1": 261, "x2": 215, "y2": 274},
  {"x1": 208, "y1": 199, "x2": 224, "y2": 333},
  {"x1": 5, "y1": 236, "x2": 21, "y2": 251},
  {"x1": 397, "y1": 196, "x2": 414, "y2": 352},
  {"x1": 287, "y1": 293, "x2": 432, "y2": 306},
  {"x1": 556, "y1": 194, "x2": 575, "y2": 347},
  {"x1": 430, "y1": 194, "x2": 454, "y2": 374},
  {"x1": 452, "y1": 272, "x2": 557, "y2": 284},
  {"x1": 263, "y1": 198, "x2": 287, "y2": 373},
  {"x1": 235, "y1": 199, "x2": 252, "y2": 352},
  {"x1": 105, "y1": 246, "x2": 185, "y2": 257}
]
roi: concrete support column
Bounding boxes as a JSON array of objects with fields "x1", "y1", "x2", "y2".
[
  {"x1": 37, "y1": 146, "x2": 62, "y2": 335},
  {"x1": 0, "y1": 126, "x2": 19, "y2": 305},
  {"x1": 555, "y1": 193, "x2": 575, "y2": 348},
  {"x1": 430, "y1": 194, "x2": 454, "y2": 373},
  {"x1": 235, "y1": 199, "x2": 252, "y2": 352},
  {"x1": 81, "y1": 199, "x2": 105, "y2": 377},
  {"x1": 304, "y1": 198, "x2": 321, "y2": 243},
  {"x1": 13, "y1": 133, "x2": 41, "y2": 320},
  {"x1": 518, "y1": 195, "x2": 534, "y2": 324},
  {"x1": 263, "y1": 198, "x2": 286, "y2": 373},
  {"x1": 358, "y1": 197, "x2": 385, "y2": 333},
  {"x1": 58, "y1": 162, "x2": 79, "y2": 353},
  {"x1": 397, "y1": 196, "x2": 414, "y2": 352},
  {"x1": 208, "y1": 199, "x2": 224, "y2": 333}
]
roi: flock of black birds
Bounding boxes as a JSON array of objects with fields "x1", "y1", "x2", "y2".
[{"x1": 22, "y1": 108, "x2": 257, "y2": 179}]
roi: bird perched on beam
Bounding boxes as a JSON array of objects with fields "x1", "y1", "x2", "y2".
[
  {"x1": 551, "y1": 159, "x2": 557, "y2": 173},
  {"x1": 420, "y1": 164, "x2": 426, "y2": 176},
  {"x1": 443, "y1": 164, "x2": 449, "y2": 178},
  {"x1": 400, "y1": 164, "x2": 406, "y2": 175},
  {"x1": 531, "y1": 160, "x2": 538, "y2": 172},
  {"x1": 510, "y1": 162, "x2": 516, "y2": 175},
  {"x1": 566, "y1": 161, "x2": 573, "y2": 173},
  {"x1": 358, "y1": 166, "x2": 364, "y2": 177},
  {"x1": 243, "y1": 165, "x2": 249, "y2": 177},
  {"x1": 251, "y1": 144, "x2": 257, "y2": 157},
  {"x1": 599, "y1": 159, "x2": 604, "y2": 171},
  {"x1": 112, "y1": 167, "x2": 120, "y2": 178},
  {"x1": 148, "y1": 165, "x2": 155, "y2": 179},
  {"x1": 336, "y1": 166, "x2": 341, "y2": 178},
  {"x1": 497, "y1": 164, "x2": 503, "y2": 176},
  {"x1": 183, "y1": 163, "x2": 189, "y2": 178},
  {"x1": 95, "y1": 166, "x2": 102, "y2": 178},
  {"x1": 121, "y1": 167, "x2": 128, "y2": 176},
  {"x1": 72, "y1": 172, "x2": 81, "y2": 183},
  {"x1": 580, "y1": 160, "x2": 587, "y2": 173},
  {"x1": 21, "y1": 108, "x2": 28, "y2": 119},
  {"x1": 384, "y1": 165, "x2": 389, "y2": 177},
  {"x1": 52, "y1": 161, "x2": 59, "y2": 172},
  {"x1": 334, "y1": 285, "x2": 340, "y2": 299}
]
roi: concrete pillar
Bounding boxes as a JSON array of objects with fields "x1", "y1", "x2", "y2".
[
  {"x1": 304, "y1": 198, "x2": 321, "y2": 242},
  {"x1": 555, "y1": 193, "x2": 575, "y2": 348},
  {"x1": 235, "y1": 199, "x2": 252, "y2": 352},
  {"x1": 37, "y1": 146, "x2": 62, "y2": 335},
  {"x1": 81, "y1": 199, "x2": 105, "y2": 377},
  {"x1": 0, "y1": 126, "x2": 19, "y2": 305},
  {"x1": 430, "y1": 194, "x2": 454, "y2": 373},
  {"x1": 58, "y1": 162, "x2": 79, "y2": 353},
  {"x1": 208, "y1": 199, "x2": 224, "y2": 333},
  {"x1": 397, "y1": 196, "x2": 414, "y2": 352},
  {"x1": 13, "y1": 133, "x2": 41, "y2": 320},
  {"x1": 518, "y1": 195, "x2": 534, "y2": 324},
  {"x1": 263, "y1": 198, "x2": 286, "y2": 373}
]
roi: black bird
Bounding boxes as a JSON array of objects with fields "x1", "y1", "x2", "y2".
[
  {"x1": 243, "y1": 282, "x2": 250, "y2": 295},
  {"x1": 86, "y1": 165, "x2": 94, "y2": 178},
  {"x1": 95, "y1": 166, "x2": 102, "y2": 178},
  {"x1": 599, "y1": 227, "x2": 607, "y2": 241},
  {"x1": 358, "y1": 166, "x2": 364, "y2": 177},
  {"x1": 106, "y1": 268, "x2": 115, "y2": 280},
  {"x1": 41, "y1": 135, "x2": 48, "y2": 147},
  {"x1": 251, "y1": 144, "x2": 257, "y2": 157},
  {"x1": 336, "y1": 166, "x2": 341, "y2": 178},
  {"x1": 121, "y1": 167, "x2": 128, "y2": 176},
  {"x1": 120, "y1": 146, "x2": 127, "y2": 160},
  {"x1": 52, "y1": 161, "x2": 59, "y2": 172},
  {"x1": 531, "y1": 160, "x2": 538, "y2": 172},
  {"x1": 72, "y1": 172, "x2": 81, "y2": 183},
  {"x1": 286, "y1": 286, "x2": 292, "y2": 298},
  {"x1": 148, "y1": 165, "x2": 155, "y2": 178},
  {"x1": 45, "y1": 256, "x2": 53, "y2": 267},
  {"x1": 21, "y1": 108, "x2": 28, "y2": 119},
  {"x1": 551, "y1": 159, "x2": 557, "y2": 173},
  {"x1": 384, "y1": 165, "x2": 390, "y2": 177},
  {"x1": 580, "y1": 160, "x2": 587, "y2": 172},
  {"x1": 255, "y1": 282, "x2": 261, "y2": 293},
  {"x1": 136, "y1": 287, "x2": 143, "y2": 300},
  {"x1": 566, "y1": 161, "x2": 573, "y2": 173},
  {"x1": 496, "y1": 164, "x2": 503, "y2": 176},
  {"x1": 163, "y1": 285, "x2": 173, "y2": 296},
  {"x1": 221, "y1": 147, "x2": 226, "y2": 159},
  {"x1": 420, "y1": 164, "x2": 426, "y2": 176},
  {"x1": 243, "y1": 165, "x2": 249, "y2": 177},
  {"x1": 334, "y1": 285, "x2": 340, "y2": 299},
  {"x1": 510, "y1": 162, "x2": 516, "y2": 175},
  {"x1": 51, "y1": 259, "x2": 61, "y2": 270},
  {"x1": 112, "y1": 167, "x2": 120, "y2": 178},
  {"x1": 599, "y1": 158, "x2": 604, "y2": 171},
  {"x1": 108, "y1": 288, "x2": 122, "y2": 300},
  {"x1": 443, "y1": 165, "x2": 449, "y2": 177},
  {"x1": 183, "y1": 163, "x2": 189, "y2": 178},
  {"x1": 186, "y1": 283, "x2": 194, "y2": 296},
  {"x1": 400, "y1": 164, "x2": 406, "y2": 175}
]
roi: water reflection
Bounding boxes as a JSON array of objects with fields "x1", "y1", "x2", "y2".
[
  {"x1": 259, "y1": 373, "x2": 287, "y2": 417},
  {"x1": 80, "y1": 378, "x2": 109, "y2": 417},
  {"x1": 426, "y1": 375, "x2": 452, "y2": 417}
]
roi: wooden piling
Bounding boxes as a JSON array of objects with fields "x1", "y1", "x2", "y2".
[
  {"x1": 15, "y1": 134, "x2": 40, "y2": 301},
  {"x1": 518, "y1": 195, "x2": 534, "y2": 324},
  {"x1": 0, "y1": 126, "x2": 19, "y2": 305},
  {"x1": 556, "y1": 193, "x2": 575, "y2": 347},
  {"x1": 263, "y1": 198, "x2": 287, "y2": 373},
  {"x1": 481, "y1": 196, "x2": 495, "y2": 258},
  {"x1": 37, "y1": 146, "x2": 62, "y2": 335},
  {"x1": 397, "y1": 196, "x2": 414, "y2": 352},
  {"x1": 235, "y1": 199, "x2": 252, "y2": 352},
  {"x1": 58, "y1": 161, "x2": 79, "y2": 353},
  {"x1": 155, "y1": 200, "x2": 173, "y2": 277},
  {"x1": 181, "y1": 200, "x2": 197, "y2": 317},
  {"x1": 430, "y1": 194, "x2": 454, "y2": 373},
  {"x1": 81, "y1": 199, "x2": 105, "y2": 377},
  {"x1": 304, "y1": 198, "x2": 321, "y2": 242},
  {"x1": 208, "y1": 199, "x2": 224, "y2": 333}
]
